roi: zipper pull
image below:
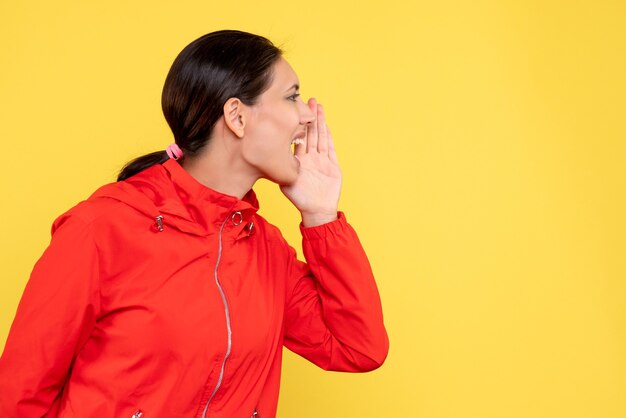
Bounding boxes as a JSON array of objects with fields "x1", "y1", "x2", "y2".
[
  {"x1": 251, "y1": 409, "x2": 259, "y2": 418},
  {"x1": 155, "y1": 215, "x2": 164, "y2": 232},
  {"x1": 132, "y1": 410, "x2": 143, "y2": 418}
]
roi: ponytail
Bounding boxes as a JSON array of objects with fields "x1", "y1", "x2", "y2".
[{"x1": 117, "y1": 150, "x2": 170, "y2": 181}]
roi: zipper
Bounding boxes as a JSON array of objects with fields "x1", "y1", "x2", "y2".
[
  {"x1": 155, "y1": 215, "x2": 164, "y2": 232},
  {"x1": 201, "y1": 216, "x2": 233, "y2": 418}
]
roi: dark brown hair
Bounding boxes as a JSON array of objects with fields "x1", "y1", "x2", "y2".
[{"x1": 118, "y1": 30, "x2": 283, "y2": 181}]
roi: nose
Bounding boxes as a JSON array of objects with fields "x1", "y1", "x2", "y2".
[{"x1": 299, "y1": 99, "x2": 316, "y2": 125}]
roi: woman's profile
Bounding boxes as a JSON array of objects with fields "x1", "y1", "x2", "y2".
[{"x1": 0, "y1": 29, "x2": 388, "y2": 417}]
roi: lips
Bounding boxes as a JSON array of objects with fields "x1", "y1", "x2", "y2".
[
  {"x1": 290, "y1": 129, "x2": 306, "y2": 156},
  {"x1": 291, "y1": 129, "x2": 306, "y2": 144},
  {"x1": 290, "y1": 139, "x2": 302, "y2": 156}
]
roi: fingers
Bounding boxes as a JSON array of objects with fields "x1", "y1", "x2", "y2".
[
  {"x1": 316, "y1": 104, "x2": 329, "y2": 154},
  {"x1": 305, "y1": 97, "x2": 332, "y2": 156},
  {"x1": 327, "y1": 126, "x2": 339, "y2": 163},
  {"x1": 306, "y1": 98, "x2": 318, "y2": 153}
]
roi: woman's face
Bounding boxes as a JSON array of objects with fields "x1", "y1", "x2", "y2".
[{"x1": 240, "y1": 58, "x2": 315, "y2": 185}]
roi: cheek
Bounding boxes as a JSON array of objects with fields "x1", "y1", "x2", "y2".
[
  {"x1": 241, "y1": 124, "x2": 284, "y2": 165},
  {"x1": 243, "y1": 104, "x2": 300, "y2": 160},
  {"x1": 261, "y1": 103, "x2": 300, "y2": 128},
  {"x1": 254, "y1": 112, "x2": 297, "y2": 143}
]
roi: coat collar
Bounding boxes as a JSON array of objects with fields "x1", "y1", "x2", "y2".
[{"x1": 92, "y1": 159, "x2": 259, "y2": 237}]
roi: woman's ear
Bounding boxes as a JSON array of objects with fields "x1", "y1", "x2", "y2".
[{"x1": 223, "y1": 98, "x2": 246, "y2": 138}]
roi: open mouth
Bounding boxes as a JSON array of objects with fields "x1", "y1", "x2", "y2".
[{"x1": 290, "y1": 137, "x2": 305, "y2": 154}]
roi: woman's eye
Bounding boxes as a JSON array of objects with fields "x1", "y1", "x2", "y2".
[{"x1": 288, "y1": 93, "x2": 300, "y2": 102}]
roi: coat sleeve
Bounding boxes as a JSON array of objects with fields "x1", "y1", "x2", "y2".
[
  {"x1": 283, "y1": 212, "x2": 389, "y2": 372},
  {"x1": 0, "y1": 213, "x2": 100, "y2": 417}
]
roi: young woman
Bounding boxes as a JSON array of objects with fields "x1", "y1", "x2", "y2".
[{"x1": 0, "y1": 30, "x2": 388, "y2": 417}]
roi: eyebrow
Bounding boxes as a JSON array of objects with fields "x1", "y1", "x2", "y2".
[{"x1": 285, "y1": 83, "x2": 299, "y2": 92}]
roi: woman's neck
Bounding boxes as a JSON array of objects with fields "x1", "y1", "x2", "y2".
[{"x1": 181, "y1": 141, "x2": 257, "y2": 200}]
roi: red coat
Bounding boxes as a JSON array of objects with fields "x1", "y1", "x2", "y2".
[{"x1": 0, "y1": 159, "x2": 388, "y2": 417}]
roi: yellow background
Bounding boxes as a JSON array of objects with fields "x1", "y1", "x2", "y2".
[{"x1": 1, "y1": 1, "x2": 625, "y2": 417}]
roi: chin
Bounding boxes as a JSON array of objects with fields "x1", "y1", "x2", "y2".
[
  {"x1": 275, "y1": 171, "x2": 298, "y2": 186},
  {"x1": 273, "y1": 158, "x2": 300, "y2": 186},
  {"x1": 268, "y1": 166, "x2": 299, "y2": 186}
]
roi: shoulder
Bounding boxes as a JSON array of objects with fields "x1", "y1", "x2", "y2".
[{"x1": 251, "y1": 213, "x2": 293, "y2": 251}]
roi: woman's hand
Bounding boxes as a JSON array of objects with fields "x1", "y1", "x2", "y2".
[{"x1": 280, "y1": 98, "x2": 342, "y2": 227}]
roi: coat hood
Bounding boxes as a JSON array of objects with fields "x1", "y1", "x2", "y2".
[{"x1": 89, "y1": 159, "x2": 260, "y2": 237}]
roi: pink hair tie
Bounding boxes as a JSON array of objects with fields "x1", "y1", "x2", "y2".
[{"x1": 166, "y1": 143, "x2": 183, "y2": 160}]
